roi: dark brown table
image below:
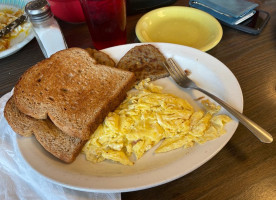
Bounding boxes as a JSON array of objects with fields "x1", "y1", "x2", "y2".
[{"x1": 1, "y1": 0, "x2": 275, "y2": 199}]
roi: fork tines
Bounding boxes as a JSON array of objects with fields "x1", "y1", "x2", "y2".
[{"x1": 163, "y1": 58, "x2": 188, "y2": 85}]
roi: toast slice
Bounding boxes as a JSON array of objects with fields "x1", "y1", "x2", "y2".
[
  {"x1": 86, "y1": 48, "x2": 115, "y2": 67},
  {"x1": 13, "y1": 48, "x2": 136, "y2": 140},
  {"x1": 4, "y1": 97, "x2": 86, "y2": 163},
  {"x1": 116, "y1": 44, "x2": 169, "y2": 83}
]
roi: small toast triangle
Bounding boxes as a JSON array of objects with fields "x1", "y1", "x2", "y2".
[{"x1": 116, "y1": 44, "x2": 169, "y2": 83}]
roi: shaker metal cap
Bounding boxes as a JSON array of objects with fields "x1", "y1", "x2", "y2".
[{"x1": 25, "y1": 0, "x2": 52, "y2": 22}]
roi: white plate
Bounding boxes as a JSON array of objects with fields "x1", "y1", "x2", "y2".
[
  {"x1": 15, "y1": 43, "x2": 243, "y2": 193},
  {"x1": 0, "y1": 0, "x2": 35, "y2": 59}
]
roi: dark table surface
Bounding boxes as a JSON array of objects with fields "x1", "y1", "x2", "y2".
[{"x1": 1, "y1": 0, "x2": 275, "y2": 200}]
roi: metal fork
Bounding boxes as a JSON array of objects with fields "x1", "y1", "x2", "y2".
[{"x1": 164, "y1": 58, "x2": 273, "y2": 143}]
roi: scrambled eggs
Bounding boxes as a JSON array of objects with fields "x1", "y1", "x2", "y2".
[
  {"x1": 82, "y1": 79, "x2": 231, "y2": 165},
  {"x1": 0, "y1": 8, "x2": 31, "y2": 51}
]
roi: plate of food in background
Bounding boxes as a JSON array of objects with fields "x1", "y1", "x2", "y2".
[
  {"x1": 3, "y1": 43, "x2": 243, "y2": 192},
  {"x1": 0, "y1": 0, "x2": 34, "y2": 59}
]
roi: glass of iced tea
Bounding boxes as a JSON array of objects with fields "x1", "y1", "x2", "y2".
[{"x1": 79, "y1": 0, "x2": 127, "y2": 50}]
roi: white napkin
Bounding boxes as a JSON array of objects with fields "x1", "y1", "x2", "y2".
[{"x1": 0, "y1": 91, "x2": 121, "y2": 200}]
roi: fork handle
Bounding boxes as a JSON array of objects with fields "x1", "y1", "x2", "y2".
[{"x1": 195, "y1": 87, "x2": 273, "y2": 143}]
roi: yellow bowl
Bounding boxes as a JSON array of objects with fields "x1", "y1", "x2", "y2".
[{"x1": 135, "y1": 6, "x2": 223, "y2": 51}]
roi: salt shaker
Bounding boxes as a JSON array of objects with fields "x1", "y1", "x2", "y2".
[{"x1": 25, "y1": 0, "x2": 67, "y2": 58}]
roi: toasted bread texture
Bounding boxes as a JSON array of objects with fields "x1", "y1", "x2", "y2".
[
  {"x1": 13, "y1": 48, "x2": 136, "y2": 140},
  {"x1": 86, "y1": 48, "x2": 115, "y2": 67},
  {"x1": 4, "y1": 96, "x2": 34, "y2": 137},
  {"x1": 4, "y1": 97, "x2": 86, "y2": 163},
  {"x1": 116, "y1": 44, "x2": 169, "y2": 83}
]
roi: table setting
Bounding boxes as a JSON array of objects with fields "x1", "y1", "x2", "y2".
[{"x1": 0, "y1": 0, "x2": 275, "y2": 200}]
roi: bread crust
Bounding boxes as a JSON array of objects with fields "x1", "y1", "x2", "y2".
[
  {"x1": 13, "y1": 48, "x2": 136, "y2": 140},
  {"x1": 4, "y1": 97, "x2": 86, "y2": 163},
  {"x1": 4, "y1": 97, "x2": 34, "y2": 137}
]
